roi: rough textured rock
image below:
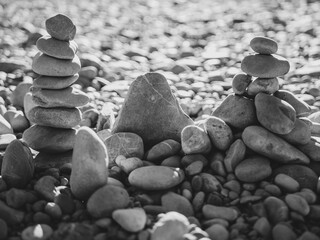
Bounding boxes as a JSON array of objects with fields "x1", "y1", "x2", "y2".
[
  {"x1": 104, "y1": 132, "x2": 144, "y2": 163},
  {"x1": 181, "y1": 125, "x2": 211, "y2": 154},
  {"x1": 70, "y1": 127, "x2": 109, "y2": 200},
  {"x1": 111, "y1": 72, "x2": 193, "y2": 148},
  {"x1": 1, "y1": 140, "x2": 34, "y2": 188},
  {"x1": 212, "y1": 94, "x2": 257, "y2": 129}
]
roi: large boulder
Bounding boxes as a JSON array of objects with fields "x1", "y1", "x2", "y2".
[{"x1": 112, "y1": 72, "x2": 193, "y2": 148}]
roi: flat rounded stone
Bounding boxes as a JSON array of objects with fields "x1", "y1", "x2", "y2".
[
  {"x1": 285, "y1": 194, "x2": 310, "y2": 216},
  {"x1": 264, "y1": 196, "x2": 289, "y2": 224},
  {"x1": 247, "y1": 77, "x2": 279, "y2": 96},
  {"x1": 87, "y1": 185, "x2": 130, "y2": 218},
  {"x1": 33, "y1": 74, "x2": 79, "y2": 90},
  {"x1": 23, "y1": 125, "x2": 76, "y2": 153},
  {"x1": 161, "y1": 192, "x2": 194, "y2": 217},
  {"x1": 235, "y1": 156, "x2": 272, "y2": 183},
  {"x1": 128, "y1": 166, "x2": 184, "y2": 190},
  {"x1": 203, "y1": 116, "x2": 233, "y2": 151},
  {"x1": 224, "y1": 139, "x2": 246, "y2": 173},
  {"x1": 212, "y1": 94, "x2": 257, "y2": 129},
  {"x1": 297, "y1": 136, "x2": 320, "y2": 162},
  {"x1": 232, "y1": 73, "x2": 252, "y2": 95},
  {"x1": 250, "y1": 37, "x2": 278, "y2": 54},
  {"x1": 281, "y1": 118, "x2": 311, "y2": 145},
  {"x1": 112, "y1": 208, "x2": 147, "y2": 233},
  {"x1": 206, "y1": 224, "x2": 229, "y2": 240},
  {"x1": 32, "y1": 52, "x2": 81, "y2": 77},
  {"x1": 274, "y1": 173, "x2": 300, "y2": 193},
  {"x1": 202, "y1": 204, "x2": 238, "y2": 221},
  {"x1": 104, "y1": 132, "x2": 144, "y2": 163},
  {"x1": 255, "y1": 93, "x2": 296, "y2": 135},
  {"x1": 242, "y1": 126, "x2": 310, "y2": 164},
  {"x1": 36, "y1": 35, "x2": 77, "y2": 60},
  {"x1": 274, "y1": 90, "x2": 311, "y2": 117},
  {"x1": 146, "y1": 139, "x2": 181, "y2": 162},
  {"x1": 115, "y1": 156, "x2": 143, "y2": 174},
  {"x1": 70, "y1": 127, "x2": 108, "y2": 200},
  {"x1": 181, "y1": 125, "x2": 211, "y2": 154},
  {"x1": 273, "y1": 165, "x2": 318, "y2": 191},
  {"x1": 241, "y1": 54, "x2": 290, "y2": 78},
  {"x1": 28, "y1": 107, "x2": 81, "y2": 128},
  {"x1": 31, "y1": 86, "x2": 89, "y2": 108},
  {"x1": 45, "y1": 14, "x2": 76, "y2": 41}
]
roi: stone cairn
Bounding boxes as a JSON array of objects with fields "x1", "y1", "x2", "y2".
[{"x1": 22, "y1": 14, "x2": 89, "y2": 153}]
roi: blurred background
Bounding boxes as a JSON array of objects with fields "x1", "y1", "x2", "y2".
[{"x1": 1, "y1": 0, "x2": 320, "y2": 114}]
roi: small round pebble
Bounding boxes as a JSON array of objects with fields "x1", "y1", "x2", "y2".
[
  {"x1": 250, "y1": 36, "x2": 278, "y2": 54},
  {"x1": 45, "y1": 14, "x2": 76, "y2": 41},
  {"x1": 274, "y1": 173, "x2": 300, "y2": 193},
  {"x1": 285, "y1": 194, "x2": 310, "y2": 216}
]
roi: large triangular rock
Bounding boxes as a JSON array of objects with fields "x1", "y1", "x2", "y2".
[{"x1": 112, "y1": 72, "x2": 193, "y2": 148}]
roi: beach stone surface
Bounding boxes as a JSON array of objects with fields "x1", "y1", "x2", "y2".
[
  {"x1": 70, "y1": 127, "x2": 109, "y2": 200},
  {"x1": 242, "y1": 126, "x2": 310, "y2": 164},
  {"x1": 297, "y1": 136, "x2": 320, "y2": 161},
  {"x1": 264, "y1": 196, "x2": 289, "y2": 224},
  {"x1": 161, "y1": 192, "x2": 194, "y2": 217},
  {"x1": 212, "y1": 94, "x2": 257, "y2": 129},
  {"x1": 87, "y1": 185, "x2": 130, "y2": 218},
  {"x1": 36, "y1": 35, "x2": 77, "y2": 59},
  {"x1": 33, "y1": 74, "x2": 79, "y2": 90},
  {"x1": 32, "y1": 52, "x2": 81, "y2": 77},
  {"x1": 250, "y1": 36, "x2": 278, "y2": 54},
  {"x1": 104, "y1": 132, "x2": 144, "y2": 163},
  {"x1": 112, "y1": 208, "x2": 147, "y2": 233},
  {"x1": 31, "y1": 86, "x2": 89, "y2": 108},
  {"x1": 232, "y1": 73, "x2": 252, "y2": 95},
  {"x1": 281, "y1": 118, "x2": 311, "y2": 145},
  {"x1": 247, "y1": 77, "x2": 279, "y2": 96},
  {"x1": 23, "y1": 125, "x2": 76, "y2": 152},
  {"x1": 255, "y1": 93, "x2": 296, "y2": 135},
  {"x1": 45, "y1": 14, "x2": 76, "y2": 41},
  {"x1": 111, "y1": 72, "x2": 194, "y2": 148},
  {"x1": 181, "y1": 125, "x2": 211, "y2": 154},
  {"x1": 28, "y1": 107, "x2": 81, "y2": 128},
  {"x1": 128, "y1": 166, "x2": 184, "y2": 190},
  {"x1": 145, "y1": 139, "x2": 181, "y2": 162},
  {"x1": 241, "y1": 54, "x2": 290, "y2": 78}
]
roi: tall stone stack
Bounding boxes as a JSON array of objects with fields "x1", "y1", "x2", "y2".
[
  {"x1": 23, "y1": 14, "x2": 89, "y2": 153},
  {"x1": 213, "y1": 36, "x2": 318, "y2": 190}
]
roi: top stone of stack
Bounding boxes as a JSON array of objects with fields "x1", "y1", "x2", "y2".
[
  {"x1": 241, "y1": 36, "x2": 290, "y2": 78},
  {"x1": 45, "y1": 14, "x2": 76, "y2": 41}
]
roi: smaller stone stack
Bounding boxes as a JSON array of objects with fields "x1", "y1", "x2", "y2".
[{"x1": 23, "y1": 14, "x2": 89, "y2": 153}]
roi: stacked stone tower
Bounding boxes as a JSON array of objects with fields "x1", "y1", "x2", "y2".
[{"x1": 23, "y1": 14, "x2": 89, "y2": 153}]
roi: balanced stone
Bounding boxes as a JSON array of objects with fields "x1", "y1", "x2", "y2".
[
  {"x1": 70, "y1": 127, "x2": 108, "y2": 200},
  {"x1": 212, "y1": 94, "x2": 257, "y2": 129},
  {"x1": 23, "y1": 125, "x2": 76, "y2": 152},
  {"x1": 31, "y1": 86, "x2": 89, "y2": 108},
  {"x1": 255, "y1": 93, "x2": 296, "y2": 135},
  {"x1": 111, "y1": 72, "x2": 194, "y2": 148},
  {"x1": 45, "y1": 14, "x2": 76, "y2": 41},
  {"x1": 281, "y1": 118, "x2": 311, "y2": 145},
  {"x1": 247, "y1": 77, "x2": 279, "y2": 96},
  {"x1": 28, "y1": 107, "x2": 81, "y2": 128},
  {"x1": 33, "y1": 74, "x2": 79, "y2": 90},
  {"x1": 250, "y1": 37, "x2": 278, "y2": 54},
  {"x1": 274, "y1": 90, "x2": 311, "y2": 117},
  {"x1": 242, "y1": 126, "x2": 310, "y2": 164},
  {"x1": 235, "y1": 156, "x2": 272, "y2": 183},
  {"x1": 232, "y1": 73, "x2": 252, "y2": 95},
  {"x1": 241, "y1": 54, "x2": 290, "y2": 78},
  {"x1": 128, "y1": 166, "x2": 185, "y2": 190},
  {"x1": 32, "y1": 52, "x2": 81, "y2": 77},
  {"x1": 36, "y1": 35, "x2": 77, "y2": 60}
]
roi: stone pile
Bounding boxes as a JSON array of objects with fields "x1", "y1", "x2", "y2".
[{"x1": 22, "y1": 14, "x2": 89, "y2": 153}]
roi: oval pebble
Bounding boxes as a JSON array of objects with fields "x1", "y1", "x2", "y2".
[
  {"x1": 112, "y1": 208, "x2": 147, "y2": 233},
  {"x1": 247, "y1": 77, "x2": 279, "y2": 96},
  {"x1": 205, "y1": 224, "x2": 229, "y2": 240},
  {"x1": 202, "y1": 204, "x2": 238, "y2": 221},
  {"x1": 161, "y1": 192, "x2": 194, "y2": 217},
  {"x1": 250, "y1": 36, "x2": 278, "y2": 54},
  {"x1": 181, "y1": 125, "x2": 212, "y2": 154},
  {"x1": 235, "y1": 156, "x2": 271, "y2": 183},
  {"x1": 264, "y1": 196, "x2": 289, "y2": 224},
  {"x1": 285, "y1": 194, "x2": 310, "y2": 216},
  {"x1": 128, "y1": 166, "x2": 184, "y2": 190},
  {"x1": 232, "y1": 73, "x2": 252, "y2": 95},
  {"x1": 21, "y1": 224, "x2": 53, "y2": 240},
  {"x1": 274, "y1": 173, "x2": 300, "y2": 193}
]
